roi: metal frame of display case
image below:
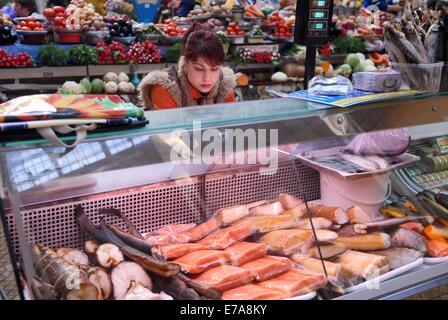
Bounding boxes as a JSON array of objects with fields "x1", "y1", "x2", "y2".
[{"x1": 1, "y1": 92, "x2": 448, "y2": 300}]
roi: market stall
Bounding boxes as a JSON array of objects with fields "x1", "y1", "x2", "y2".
[{"x1": 0, "y1": 92, "x2": 448, "y2": 300}]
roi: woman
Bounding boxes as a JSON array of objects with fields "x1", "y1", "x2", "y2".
[
  {"x1": 14, "y1": 0, "x2": 36, "y2": 17},
  {"x1": 139, "y1": 23, "x2": 236, "y2": 110}
]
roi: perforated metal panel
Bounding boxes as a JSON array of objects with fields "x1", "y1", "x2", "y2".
[
  {"x1": 6, "y1": 178, "x2": 204, "y2": 256},
  {"x1": 5, "y1": 161, "x2": 320, "y2": 258}
]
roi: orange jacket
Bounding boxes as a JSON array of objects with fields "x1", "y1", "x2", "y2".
[{"x1": 150, "y1": 84, "x2": 236, "y2": 109}]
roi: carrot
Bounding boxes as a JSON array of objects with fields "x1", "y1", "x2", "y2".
[{"x1": 368, "y1": 53, "x2": 383, "y2": 65}]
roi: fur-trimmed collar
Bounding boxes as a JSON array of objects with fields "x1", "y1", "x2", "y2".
[{"x1": 138, "y1": 56, "x2": 236, "y2": 109}]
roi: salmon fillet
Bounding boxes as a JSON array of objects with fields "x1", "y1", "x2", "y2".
[
  {"x1": 192, "y1": 265, "x2": 255, "y2": 292},
  {"x1": 222, "y1": 284, "x2": 285, "y2": 300},
  {"x1": 198, "y1": 224, "x2": 254, "y2": 249},
  {"x1": 224, "y1": 242, "x2": 268, "y2": 266},
  {"x1": 240, "y1": 256, "x2": 293, "y2": 281},
  {"x1": 173, "y1": 250, "x2": 229, "y2": 274},
  {"x1": 258, "y1": 268, "x2": 327, "y2": 297},
  {"x1": 184, "y1": 219, "x2": 222, "y2": 242},
  {"x1": 260, "y1": 229, "x2": 338, "y2": 255},
  {"x1": 151, "y1": 243, "x2": 208, "y2": 260},
  {"x1": 144, "y1": 233, "x2": 192, "y2": 246},
  {"x1": 155, "y1": 223, "x2": 197, "y2": 235}
]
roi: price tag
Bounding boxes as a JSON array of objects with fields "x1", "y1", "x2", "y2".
[{"x1": 42, "y1": 71, "x2": 54, "y2": 78}]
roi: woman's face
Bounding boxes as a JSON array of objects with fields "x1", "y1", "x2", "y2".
[
  {"x1": 185, "y1": 56, "x2": 221, "y2": 94},
  {"x1": 14, "y1": 2, "x2": 30, "y2": 17}
]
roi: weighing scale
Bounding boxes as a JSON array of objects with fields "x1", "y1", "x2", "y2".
[{"x1": 294, "y1": 0, "x2": 335, "y2": 88}]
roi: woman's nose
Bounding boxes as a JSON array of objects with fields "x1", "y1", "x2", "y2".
[{"x1": 202, "y1": 70, "x2": 210, "y2": 82}]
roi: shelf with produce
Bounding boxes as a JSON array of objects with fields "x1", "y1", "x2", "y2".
[{"x1": 0, "y1": 65, "x2": 87, "y2": 80}]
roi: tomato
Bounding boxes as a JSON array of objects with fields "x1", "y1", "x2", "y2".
[
  {"x1": 26, "y1": 17, "x2": 36, "y2": 23},
  {"x1": 169, "y1": 31, "x2": 177, "y2": 36},
  {"x1": 54, "y1": 16, "x2": 65, "y2": 25},
  {"x1": 21, "y1": 26, "x2": 30, "y2": 30},
  {"x1": 15, "y1": 26, "x2": 22, "y2": 30},
  {"x1": 237, "y1": 31, "x2": 244, "y2": 35},
  {"x1": 20, "y1": 21, "x2": 27, "y2": 27},
  {"x1": 279, "y1": 27, "x2": 285, "y2": 33},
  {"x1": 34, "y1": 27, "x2": 44, "y2": 31},
  {"x1": 44, "y1": 8, "x2": 55, "y2": 17},
  {"x1": 234, "y1": 26, "x2": 240, "y2": 32},
  {"x1": 229, "y1": 22, "x2": 236, "y2": 27},
  {"x1": 27, "y1": 21, "x2": 36, "y2": 29},
  {"x1": 53, "y1": 6, "x2": 65, "y2": 14}
]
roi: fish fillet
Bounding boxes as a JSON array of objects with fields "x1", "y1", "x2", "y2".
[
  {"x1": 240, "y1": 256, "x2": 293, "y2": 281},
  {"x1": 295, "y1": 218, "x2": 333, "y2": 230},
  {"x1": 213, "y1": 205, "x2": 250, "y2": 226},
  {"x1": 151, "y1": 243, "x2": 208, "y2": 260},
  {"x1": 184, "y1": 219, "x2": 222, "y2": 242},
  {"x1": 371, "y1": 248, "x2": 423, "y2": 269},
  {"x1": 232, "y1": 214, "x2": 299, "y2": 233},
  {"x1": 290, "y1": 255, "x2": 343, "y2": 286},
  {"x1": 260, "y1": 229, "x2": 338, "y2": 255},
  {"x1": 278, "y1": 194, "x2": 302, "y2": 210},
  {"x1": 250, "y1": 201, "x2": 284, "y2": 216},
  {"x1": 334, "y1": 250, "x2": 389, "y2": 283},
  {"x1": 391, "y1": 228, "x2": 427, "y2": 253},
  {"x1": 224, "y1": 242, "x2": 268, "y2": 266},
  {"x1": 144, "y1": 233, "x2": 192, "y2": 246},
  {"x1": 192, "y1": 265, "x2": 255, "y2": 292},
  {"x1": 173, "y1": 250, "x2": 229, "y2": 274},
  {"x1": 198, "y1": 224, "x2": 254, "y2": 249},
  {"x1": 222, "y1": 284, "x2": 285, "y2": 300},
  {"x1": 155, "y1": 223, "x2": 197, "y2": 235},
  {"x1": 258, "y1": 268, "x2": 327, "y2": 297}
]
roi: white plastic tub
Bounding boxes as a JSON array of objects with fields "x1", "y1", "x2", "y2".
[{"x1": 319, "y1": 172, "x2": 391, "y2": 219}]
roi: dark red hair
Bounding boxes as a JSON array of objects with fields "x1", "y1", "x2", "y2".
[{"x1": 182, "y1": 23, "x2": 225, "y2": 66}]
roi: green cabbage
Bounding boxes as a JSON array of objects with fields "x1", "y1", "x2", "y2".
[
  {"x1": 91, "y1": 79, "x2": 105, "y2": 94},
  {"x1": 80, "y1": 78, "x2": 91, "y2": 94}
]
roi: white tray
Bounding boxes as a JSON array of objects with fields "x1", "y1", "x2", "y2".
[
  {"x1": 344, "y1": 257, "x2": 424, "y2": 293},
  {"x1": 423, "y1": 256, "x2": 448, "y2": 264},
  {"x1": 283, "y1": 291, "x2": 316, "y2": 300}
]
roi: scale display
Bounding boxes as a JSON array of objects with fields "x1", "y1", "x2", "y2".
[{"x1": 294, "y1": 0, "x2": 334, "y2": 45}]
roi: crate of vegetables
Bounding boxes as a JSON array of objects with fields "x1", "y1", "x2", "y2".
[
  {"x1": 137, "y1": 23, "x2": 163, "y2": 42},
  {"x1": 15, "y1": 17, "x2": 48, "y2": 44},
  {"x1": 162, "y1": 21, "x2": 185, "y2": 44},
  {"x1": 226, "y1": 22, "x2": 245, "y2": 44},
  {"x1": 247, "y1": 25, "x2": 267, "y2": 44}
]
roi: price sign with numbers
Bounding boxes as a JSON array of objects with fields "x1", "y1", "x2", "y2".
[{"x1": 294, "y1": 0, "x2": 334, "y2": 45}]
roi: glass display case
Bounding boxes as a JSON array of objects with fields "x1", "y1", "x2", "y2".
[{"x1": 1, "y1": 93, "x2": 448, "y2": 300}]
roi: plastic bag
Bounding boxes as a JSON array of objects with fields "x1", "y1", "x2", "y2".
[
  {"x1": 224, "y1": 242, "x2": 268, "y2": 266},
  {"x1": 344, "y1": 129, "x2": 410, "y2": 157},
  {"x1": 240, "y1": 256, "x2": 293, "y2": 281},
  {"x1": 173, "y1": 250, "x2": 230, "y2": 274},
  {"x1": 308, "y1": 75, "x2": 354, "y2": 96},
  {"x1": 192, "y1": 265, "x2": 255, "y2": 292},
  {"x1": 197, "y1": 224, "x2": 254, "y2": 250}
]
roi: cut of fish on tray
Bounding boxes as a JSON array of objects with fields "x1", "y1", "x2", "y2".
[
  {"x1": 259, "y1": 229, "x2": 338, "y2": 255},
  {"x1": 290, "y1": 255, "x2": 344, "y2": 286},
  {"x1": 191, "y1": 265, "x2": 255, "y2": 292},
  {"x1": 197, "y1": 224, "x2": 254, "y2": 249},
  {"x1": 240, "y1": 256, "x2": 293, "y2": 281},
  {"x1": 221, "y1": 284, "x2": 285, "y2": 300},
  {"x1": 151, "y1": 243, "x2": 208, "y2": 260},
  {"x1": 155, "y1": 223, "x2": 197, "y2": 235},
  {"x1": 391, "y1": 227, "x2": 427, "y2": 253},
  {"x1": 370, "y1": 248, "x2": 423, "y2": 270},
  {"x1": 224, "y1": 242, "x2": 268, "y2": 266},
  {"x1": 173, "y1": 250, "x2": 229, "y2": 274},
  {"x1": 184, "y1": 219, "x2": 222, "y2": 242},
  {"x1": 257, "y1": 268, "x2": 327, "y2": 298}
]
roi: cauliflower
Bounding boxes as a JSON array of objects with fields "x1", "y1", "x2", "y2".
[
  {"x1": 118, "y1": 81, "x2": 135, "y2": 93},
  {"x1": 104, "y1": 72, "x2": 118, "y2": 82},
  {"x1": 58, "y1": 81, "x2": 86, "y2": 94},
  {"x1": 105, "y1": 81, "x2": 118, "y2": 93},
  {"x1": 118, "y1": 72, "x2": 129, "y2": 82}
]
